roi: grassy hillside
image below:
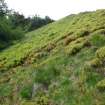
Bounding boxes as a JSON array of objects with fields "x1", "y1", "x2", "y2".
[{"x1": 1, "y1": 9, "x2": 105, "y2": 105}]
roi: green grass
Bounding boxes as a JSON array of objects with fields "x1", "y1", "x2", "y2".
[{"x1": 1, "y1": 9, "x2": 105, "y2": 105}]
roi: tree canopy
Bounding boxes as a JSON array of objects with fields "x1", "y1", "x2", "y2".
[{"x1": 0, "y1": 0, "x2": 54, "y2": 50}]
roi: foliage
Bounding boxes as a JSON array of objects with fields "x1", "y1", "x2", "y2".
[
  {"x1": 20, "y1": 84, "x2": 33, "y2": 99},
  {"x1": 96, "y1": 46, "x2": 105, "y2": 61},
  {"x1": 35, "y1": 65, "x2": 60, "y2": 85},
  {"x1": 90, "y1": 34, "x2": 105, "y2": 47},
  {"x1": 9, "y1": 12, "x2": 54, "y2": 32},
  {"x1": 1, "y1": 9, "x2": 105, "y2": 105},
  {"x1": 0, "y1": 17, "x2": 24, "y2": 49},
  {"x1": 0, "y1": 0, "x2": 8, "y2": 16},
  {"x1": 28, "y1": 15, "x2": 54, "y2": 31},
  {"x1": 0, "y1": 0, "x2": 54, "y2": 50},
  {"x1": 96, "y1": 79, "x2": 105, "y2": 92}
]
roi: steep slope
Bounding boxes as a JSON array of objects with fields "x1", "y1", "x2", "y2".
[{"x1": 1, "y1": 9, "x2": 105, "y2": 105}]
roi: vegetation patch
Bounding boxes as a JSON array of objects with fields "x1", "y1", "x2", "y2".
[
  {"x1": 84, "y1": 46, "x2": 105, "y2": 77},
  {"x1": 64, "y1": 35, "x2": 77, "y2": 46},
  {"x1": 1, "y1": 9, "x2": 105, "y2": 105},
  {"x1": 75, "y1": 28, "x2": 90, "y2": 37},
  {"x1": 20, "y1": 84, "x2": 33, "y2": 99},
  {"x1": 66, "y1": 38, "x2": 90, "y2": 55},
  {"x1": 96, "y1": 79, "x2": 105, "y2": 92}
]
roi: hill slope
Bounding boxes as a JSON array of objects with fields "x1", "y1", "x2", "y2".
[{"x1": 1, "y1": 9, "x2": 105, "y2": 105}]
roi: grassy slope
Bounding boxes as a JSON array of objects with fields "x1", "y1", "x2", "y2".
[{"x1": 1, "y1": 9, "x2": 105, "y2": 105}]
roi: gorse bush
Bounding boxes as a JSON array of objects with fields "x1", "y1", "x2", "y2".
[
  {"x1": 96, "y1": 79, "x2": 105, "y2": 92},
  {"x1": 21, "y1": 95, "x2": 53, "y2": 105},
  {"x1": 34, "y1": 95, "x2": 53, "y2": 105},
  {"x1": 64, "y1": 35, "x2": 77, "y2": 46},
  {"x1": 75, "y1": 28, "x2": 90, "y2": 37},
  {"x1": 96, "y1": 46, "x2": 105, "y2": 61},
  {"x1": 84, "y1": 46, "x2": 105, "y2": 77},
  {"x1": 66, "y1": 38, "x2": 90, "y2": 56},
  {"x1": 89, "y1": 58, "x2": 101, "y2": 67}
]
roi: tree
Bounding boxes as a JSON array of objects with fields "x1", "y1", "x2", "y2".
[
  {"x1": 9, "y1": 12, "x2": 31, "y2": 31},
  {"x1": 28, "y1": 15, "x2": 54, "y2": 31},
  {"x1": 45, "y1": 16, "x2": 54, "y2": 24},
  {"x1": 0, "y1": 0, "x2": 8, "y2": 16},
  {"x1": 0, "y1": 1, "x2": 25, "y2": 50}
]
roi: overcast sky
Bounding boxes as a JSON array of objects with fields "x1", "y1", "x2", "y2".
[{"x1": 5, "y1": 0, "x2": 105, "y2": 20}]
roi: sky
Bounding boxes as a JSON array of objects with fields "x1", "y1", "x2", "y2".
[{"x1": 5, "y1": 0, "x2": 105, "y2": 20}]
